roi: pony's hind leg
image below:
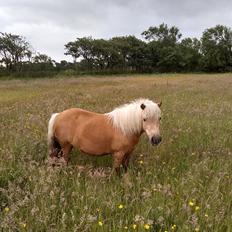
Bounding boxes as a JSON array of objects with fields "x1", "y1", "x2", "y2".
[
  {"x1": 59, "y1": 143, "x2": 73, "y2": 166},
  {"x1": 49, "y1": 137, "x2": 61, "y2": 165}
]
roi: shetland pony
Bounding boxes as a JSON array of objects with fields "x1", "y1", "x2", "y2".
[{"x1": 48, "y1": 99, "x2": 162, "y2": 174}]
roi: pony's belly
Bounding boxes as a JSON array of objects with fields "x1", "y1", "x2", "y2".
[
  {"x1": 74, "y1": 138, "x2": 112, "y2": 156},
  {"x1": 80, "y1": 149, "x2": 110, "y2": 156},
  {"x1": 79, "y1": 145, "x2": 111, "y2": 156}
]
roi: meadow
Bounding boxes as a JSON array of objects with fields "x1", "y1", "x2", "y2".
[{"x1": 0, "y1": 74, "x2": 231, "y2": 232}]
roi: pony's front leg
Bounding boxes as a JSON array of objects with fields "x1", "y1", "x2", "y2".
[
  {"x1": 122, "y1": 153, "x2": 131, "y2": 172},
  {"x1": 113, "y1": 151, "x2": 125, "y2": 176}
]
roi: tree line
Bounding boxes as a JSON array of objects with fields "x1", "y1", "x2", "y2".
[{"x1": 1, "y1": 24, "x2": 232, "y2": 77}]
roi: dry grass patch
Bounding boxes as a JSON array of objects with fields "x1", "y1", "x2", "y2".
[{"x1": 0, "y1": 73, "x2": 232, "y2": 231}]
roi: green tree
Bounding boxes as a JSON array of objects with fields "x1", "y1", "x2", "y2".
[
  {"x1": 64, "y1": 37, "x2": 94, "y2": 69},
  {"x1": 142, "y1": 23, "x2": 182, "y2": 44},
  {"x1": 110, "y1": 36, "x2": 147, "y2": 72},
  {"x1": 0, "y1": 32, "x2": 32, "y2": 71},
  {"x1": 32, "y1": 53, "x2": 52, "y2": 63},
  {"x1": 55, "y1": 60, "x2": 74, "y2": 71},
  {"x1": 65, "y1": 36, "x2": 147, "y2": 73},
  {"x1": 201, "y1": 25, "x2": 232, "y2": 72},
  {"x1": 179, "y1": 38, "x2": 202, "y2": 71},
  {"x1": 91, "y1": 39, "x2": 116, "y2": 70},
  {"x1": 142, "y1": 24, "x2": 182, "y2": 72}
]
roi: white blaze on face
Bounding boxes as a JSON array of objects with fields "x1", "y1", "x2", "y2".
[
  {"x1": 143, "y1": 117, "x2": 161, "y2": 140},
  {"x1": 140, "y1": 101, "x2": 162, "y2": 142}
]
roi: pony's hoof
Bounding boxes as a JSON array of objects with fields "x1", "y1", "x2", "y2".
[
  {"x1": 47, "y1": 157, "x2": 58, "y2": 166},
  {"x1": 57, "y1": 157, "x2": 68, "y2": 166}
]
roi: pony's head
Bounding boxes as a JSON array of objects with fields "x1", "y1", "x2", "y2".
[
  {"x1": 140, "y1": 100, "x2": 162, "y2": 145},
  {"x1": 107, "y1": 98, "x2": 162, "y2": 145}
]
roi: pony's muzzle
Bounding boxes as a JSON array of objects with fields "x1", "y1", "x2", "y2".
[{"x1": 151, "y1": 135, "x2": 162, "y2": 145}]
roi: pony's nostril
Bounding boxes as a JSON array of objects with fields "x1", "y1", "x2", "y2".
[
  {"x1": 151, "y1": 136, "x2": 156, "y2": 144},
  {"x1": 151, "y1": 136, "x2": 162, "y2": 145},
  {"x1": 151, "y1": 136, "x2": 156, "y2": 145}
]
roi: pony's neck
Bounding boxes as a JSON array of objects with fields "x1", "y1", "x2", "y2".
[
  {"x1": 127, "y1": 131, "x2": 142, "y2": 147},
  {"x1": 106, "y1": 103, "x2": 143, "y2": 137}
]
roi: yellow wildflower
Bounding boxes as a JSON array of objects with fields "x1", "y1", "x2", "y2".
[
  {"x1": 144, "y1": 224, "x2": 150, "y2": 230},
  {"x1": 96, "y1": 208, "x2": 100, "y2": 212},
  {"x1": 20, "y1": 223, "x2": 27, "y2": 228},
  {"x1": 189, "y1": 201, "x2": 194, "y2": 206},
  {"x1": 195, "y1": 227, "x2": 200, "y2": 231},
  {"x1": 138, "y1": 160, "x2": 144, "y2": 165},
  {"x1": 98, "y1": 221, "x2": 103, "y2": 226},
  {"x1": 171, "y1": 224, "x2": 177, "y2": 230},
  {"x1": 124, "y1": 226, "x2": 128, "y2": 229},
  {"x1": 195, "y1": 206, "x2": 200, "y2": 211},
  {"x1": 118, "y1": 204, "x2": 124, "y2": 209},
  {"x1": 205, "y1": 214, "x2": 208, "y2": 218},
  {"x1": 4, "y1": 207, "x2": 10, "y2": 212},
  {"x1": 132, "y1": 224, "x2": 137, "y2": 229}
]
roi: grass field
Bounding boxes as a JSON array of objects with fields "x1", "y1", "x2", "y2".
[{"x1": 0, "y1": 74, "x2": 232, "y2": 232}]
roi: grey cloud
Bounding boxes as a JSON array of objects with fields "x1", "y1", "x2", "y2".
[{"x1": 0, "y1": 0, "x2": 231, "y2": 61}]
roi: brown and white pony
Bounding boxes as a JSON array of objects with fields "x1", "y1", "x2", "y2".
[{"x1": 48, "y1": 99, "x2": 162, "y2": 174}]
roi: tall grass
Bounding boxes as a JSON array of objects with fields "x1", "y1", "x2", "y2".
[{"x1": 0, "y1": 74, "x2": 232, "y2": 231}]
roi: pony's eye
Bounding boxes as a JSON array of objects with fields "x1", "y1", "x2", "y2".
[
  {"x1": 159, "y1": 117, "x2": 161, "y2": 120},
  {"x1": 143, "y1": 119, "x2": 147, "y2": 122}
]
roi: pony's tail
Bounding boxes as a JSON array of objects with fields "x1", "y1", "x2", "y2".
[{"x1": 48, "y1": 113, "x2": 59, "y2": 152}]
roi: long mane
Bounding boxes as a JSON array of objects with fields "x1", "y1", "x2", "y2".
[{"x1": 106, "y1": 98, "x2": 159, "y2": 136}]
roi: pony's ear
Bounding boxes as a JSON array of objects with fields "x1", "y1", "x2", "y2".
[
  {"x1": 140, "y1": 103, "x2": 146, "y2": 110},
  {"x1": 157, "y1": 101, "x2": 162, "y2": 108}
]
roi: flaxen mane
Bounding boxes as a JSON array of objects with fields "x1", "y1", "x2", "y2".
[{"x1": 106, "y1": 98, "x2": 160, "y2": 136}]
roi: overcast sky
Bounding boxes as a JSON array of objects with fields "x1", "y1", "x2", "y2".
[{"x1": 0, "y1": 0, "x2": 231, "y2": 61}]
